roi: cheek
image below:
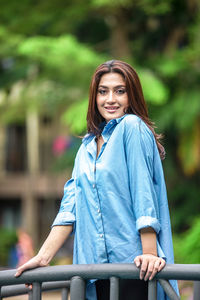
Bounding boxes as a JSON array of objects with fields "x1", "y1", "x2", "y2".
[
  {"x1": 96, "y1": 96, "x2": 104, "y2": 108},
  {"x1": 96, "y1": 101, "x2": 102, "y2": 115},
  {"x1": 122, "y1": 97, "x2": 129, "y2": 108}
]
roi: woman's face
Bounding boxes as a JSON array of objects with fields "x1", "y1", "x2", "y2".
[{"x1": 96, "y1": 72, "x2": 129, "y2": 123}]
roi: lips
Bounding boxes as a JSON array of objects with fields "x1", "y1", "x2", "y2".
[{"x1": 104, "y1": 106, "x2": 119, "y2": 113}]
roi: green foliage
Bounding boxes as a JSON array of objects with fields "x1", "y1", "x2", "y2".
[
  {"x1": 0, "y1": 228, "x2": 17, "y2": 266},
  {"x1": 91, "y1": 0, "x2": 172, "y2": 14},
  {"x1": 0, "y1": 26, "x2": 23, "y2": 56},
  {"x1": 155, "y1": 54, "x2": 188, "y2": 78},
  {"x1": 173, "y1": 91, "x2": 200, "y2": 131},
  {"x1": 0, "y1": 33, "x2": 106, "y2": 124},
  {"x1": 168, "y1": 179, "x2": 200, "y2": 232},
  {"x1": 137, "y1": 0, "x2": 172, "y2": 15},
  {"x1": 62, "y1": 99, "x2": 88, "y2": 135},
  {"x1": 18, "y1": 35, "x2": 104, "y2": 85},
  {"x1": 91, "y1": 0, "x2": 133, "y2": 8},
  {"x1": 138, "y1": 69, "x2": 169, "y2": 104},
  {"x1": 174, "y1": 217, "x2": 200, "y2": 263},
  {"x1": 0, "y1": 0, "x2": 91, "y2": 36}
]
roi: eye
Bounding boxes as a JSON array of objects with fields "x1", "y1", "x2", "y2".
[
  {"x1": 116, "y1": 88, "x2": 126, "y2": 95},
  {"x1": 98, "y1": 89, "x2": 107, "y2": 95}
]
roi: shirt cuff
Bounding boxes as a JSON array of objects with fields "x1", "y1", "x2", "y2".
[
  {"x1": 136, "y1": 216, "x2": 160, "y2": 233},
  {"x1": 157, "y1": 240, "x2": 166, "y2": 260},
  {"x1": 52, "y1": 211, "x2": 75, "y2": 226}
]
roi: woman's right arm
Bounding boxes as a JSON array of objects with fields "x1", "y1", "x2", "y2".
[{"x1": 15, "y1": 225, "x2": 72, "y2": 277}]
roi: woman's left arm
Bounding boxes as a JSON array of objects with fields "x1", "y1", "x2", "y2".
[{"x1": 134, "y1": 227, "x2": 166, "y2": 281}]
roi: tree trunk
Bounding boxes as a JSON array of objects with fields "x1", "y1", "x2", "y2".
[{"x1": 107, "y1": 9, "x2": 132, "y2": 59}]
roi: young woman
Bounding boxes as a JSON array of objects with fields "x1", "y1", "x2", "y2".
[{"x1": 15, "y1": 60, "x2": 178, "y2": 300}]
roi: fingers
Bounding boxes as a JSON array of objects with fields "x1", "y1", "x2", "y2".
[
  {"x1": 144, "y1": 259, "x2": 154, "y2": 281},
  {"x1": 158, "y1": 258, "x2": 166, "y2": 272},
  {"x1": 148, "y1": 259, "x2": 160, "y2": 281},
  {"x1": 134, "y1": 255, "x2": 166, "y2": 281},
  {"x1": 15, "y1": 265, "x2": 28, "y2": 277},
  {"x1": 15, "y1": 266, "x2": 33, "y2": 290},
  {"x1": 15, "y1": 256, "x2": 41, "y2": 277},
  {"x1": 134, "y1": 256, "x2": 141, "y2": 268},
  {"x1": 140, "y1": 258, "x2": 148, "y2": 280},
  {"x1": 25, "y1": 284, "x2": 33, "y2": 290}
]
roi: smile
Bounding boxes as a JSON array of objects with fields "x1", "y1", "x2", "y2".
[{"x1": 104, "y1": 106, "x2": 119, "y2": 113}]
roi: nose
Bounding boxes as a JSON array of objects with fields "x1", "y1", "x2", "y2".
[{"x1": 106, "y1": 91, "x2": 115, "y2": 103}]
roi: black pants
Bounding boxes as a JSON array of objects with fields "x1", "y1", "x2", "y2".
[{"x1": 95, "y1": 279, "x2": 148, "y2": 300}]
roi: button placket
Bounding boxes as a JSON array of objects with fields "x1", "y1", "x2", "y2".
[{"x1": 94, "y1": 161, "x2": 105, "y2": 244}]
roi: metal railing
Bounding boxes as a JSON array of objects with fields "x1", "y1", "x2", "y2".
[
  {"x1": 1, "y1": 281, "x2": 70, "y2": 299},
  {"x1": 0, "y1": 263, "x2": 200, "y2": 300}
]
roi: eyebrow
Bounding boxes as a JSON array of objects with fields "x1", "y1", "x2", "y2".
[{"x1": 98, "y1": 85, "x2": 126, "y2": 89}]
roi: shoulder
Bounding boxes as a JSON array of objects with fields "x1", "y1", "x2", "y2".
[
  {"x1": 121, "y1": 114, "x2": 141, "y2": 127},
  {"x1": 121, "y1": 114, "x2": 153, "y2": 139},
  {"x1": 121, "y1": 115, "x2": 155, "y2": 157},
  {"x1": 82, "y1": 133, "x2": 95, "y2": 145}
]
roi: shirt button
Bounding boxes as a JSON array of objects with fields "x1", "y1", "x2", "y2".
[
  {"x1": 93, "y1": 184, "x2": 95, "y2": 188},
  {"x1": 100, "y1": 234, "x2": 103, "y2": 238},
  {"x1": 97, "y1": 209, "x2": 100, "y2": 213}
]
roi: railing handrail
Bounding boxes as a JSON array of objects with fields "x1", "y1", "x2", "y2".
[
  {"x1": 0, "y1": 263, "x2": 200, "y2": 286},
  {"x1": 1, "y1": 281, "x2": 70, "y2": 298}
]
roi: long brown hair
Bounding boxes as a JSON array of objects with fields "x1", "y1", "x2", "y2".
[{"x1": 87, "y1": 60, "x2": 165, "y2": 160}]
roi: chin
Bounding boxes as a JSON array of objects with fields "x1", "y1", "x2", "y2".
[{"x1": 105, "y1": 113, "x2": 124, "y2": 122}]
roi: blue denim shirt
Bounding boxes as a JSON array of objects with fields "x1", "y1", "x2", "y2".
[{"x1": 52, "y1": 114, "x2": 178, "y2": 299}]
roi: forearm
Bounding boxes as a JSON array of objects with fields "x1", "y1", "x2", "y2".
[
  {"x1": 135, "y1": 228, "x2": 165, "y2": 281},
  {"x1": 140, "y1": 227, "x2": 157, "y2": 256},
  {"x1": 37, "y1": 225, "x2": 72, "y2": 264}
]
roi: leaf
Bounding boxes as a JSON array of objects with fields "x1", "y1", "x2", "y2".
[
  {"x1": 62, "y1": 99, "x2": 88, "y2": 135},
  {"x1": 177, "y1": 119, "x2": 200, "y2": 176},
  {"x1": 138, "y1": 69, "x2": 169, "y2": 104},
  {"x1": 174, "y1": 217, "x2": 200, "y2": 263},
  {"x1": 173, "y1": 90, "x2": 200, "y2": 131},
  {"x1": 18, "y1": 35, "x2": 105, "y2": 85},
  {"x1": 155, "y1": 54, "x2": 187, "y2": 77}
]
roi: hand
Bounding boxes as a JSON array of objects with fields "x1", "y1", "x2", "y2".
[
  {"x1": 15, "y1": 255, "x2": 49, "y2": 277},
  {"x1": 134, "y1": 254, "x2": 165, "y2": 281}
]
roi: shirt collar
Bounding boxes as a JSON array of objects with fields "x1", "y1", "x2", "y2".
[
  {"x1": 101, "y1": 114, "x2": 127, "y2": 131},
  {"x1": 82, "y1": 114, "x2": 127, "y2": 145}
]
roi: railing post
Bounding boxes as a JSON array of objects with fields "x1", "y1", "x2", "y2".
[
  {"x1": 193, "y1": 281, "x2": 200, "y2": 300},
  {"x1": 148, "y1": 279, "x2": 157, "y2": 300},
  {"x1": 110, "y1": 276, "x2": 119, "y2": 300},
  {"x1": 28, "y1": 289, "x2": 33, "y2": 300},
  {"x1": 158, "y1": 279, "x2": 180, "y2": 300},
  {"x1": 70, "y1": 276, "x2": 85, "y2": 300},
  {"x1": 61, "y1": 287, "x2": 69, "y2": 300},
  {"x1": 32, "y1": 282, "x2": 41, "y2": 300}
]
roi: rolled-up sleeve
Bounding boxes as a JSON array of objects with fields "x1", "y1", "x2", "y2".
[
  {"x1": 52, "y1": 169, "x2": 76, "y2": 230},
  {"x1": 125, "y1": 117, "x2": 160, "y2": 234}
]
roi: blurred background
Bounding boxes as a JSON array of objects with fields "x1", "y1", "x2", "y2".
[{"x1": 0, "y1": 0, "x2": 200, "y2": 296}]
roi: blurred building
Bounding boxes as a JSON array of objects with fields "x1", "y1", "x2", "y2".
[{"x1": 0, "y1": 111, "x2": 72, "y2": 249}]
